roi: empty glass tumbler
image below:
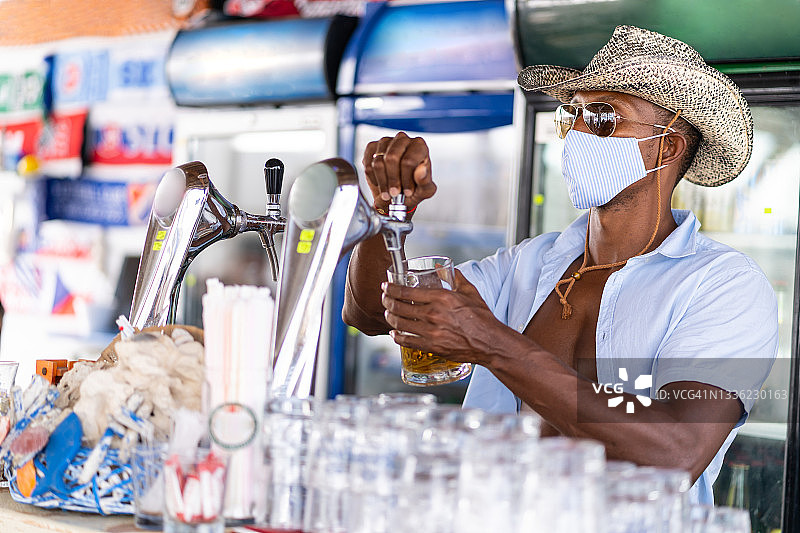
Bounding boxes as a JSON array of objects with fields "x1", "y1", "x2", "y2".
[
  {"x1": 304, "y1": 398, "x2": 368, "y2": 533},
  {"x1": 687, "y1": 505, "x2": 751, "y2": 533},
  {"x1": 518, "y1": 437, "x2": 606, "y2": 533},
  {"x1": 132, "y1": 442, "x2": 168, "y2": 530},
  {"x1": 264, "y1": 397, "x2": 314, "y2": 532}
]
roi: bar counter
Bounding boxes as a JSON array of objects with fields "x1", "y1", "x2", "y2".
[
  {"x1": 0, "y1": 491, "x2": 252, "y2": 533},
  {"x1": 0, "y1": 490, "x2": 137, "y2": 533}
]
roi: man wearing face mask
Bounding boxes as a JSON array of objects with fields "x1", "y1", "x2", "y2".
[{"x1": 342, "y1": 25, "x2": 777, "y2": 505}]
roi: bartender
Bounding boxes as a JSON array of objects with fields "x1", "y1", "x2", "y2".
[{"x1": 342, "y1": 25, "x2": 778, "y2": 505}]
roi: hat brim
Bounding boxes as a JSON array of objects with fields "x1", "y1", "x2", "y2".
[{"x1": 518, "y1": 60, "x2": 753, "y2": 187}]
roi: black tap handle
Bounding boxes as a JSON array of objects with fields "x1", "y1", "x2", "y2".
[{"x1": 264, "y1": 158, "x2": 284, "y2": 195}]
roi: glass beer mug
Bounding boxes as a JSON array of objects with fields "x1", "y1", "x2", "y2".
[{"x1": 387, "y1": 256, "x2": 472, "y2": 386}]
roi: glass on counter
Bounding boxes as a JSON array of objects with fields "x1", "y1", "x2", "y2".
[
  {"x1": 131, "y1": 442, "x2": 168, "y2": 530},
  {"x1": 253, "y1": 393, "x2": 757, "y2": 532},
  {"x1": 0, "y1": 361, "x2": 18, "y2": 489},
  {"x1": 163, "y1": 448, "x2": 228, "y2": 533},
  {"x1": 263, "y1": 397, "x2": 314, "y2": 532}
]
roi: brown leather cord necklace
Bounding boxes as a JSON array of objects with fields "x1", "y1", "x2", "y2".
[{"x1": 554, "y1": 110, "x2": 682, "y2": 320}]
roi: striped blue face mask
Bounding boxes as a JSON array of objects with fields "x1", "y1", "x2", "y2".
[{"x1": 561, "y1": 129, "x2": 670, "y2": 210}]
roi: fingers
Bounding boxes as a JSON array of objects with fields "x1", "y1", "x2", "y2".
[
  {"x1": 382, "y1": 282, "x2": 447, "y2": 331},
  {"x1": 381, "y1": 281, "x2": 449, "y2": 305},
  {"x1": 411, "y1": 158, "x2": 435, "y2": 205},
  {"x1": 363, "y1": 136, "x2": 393, "y2": 203},
  {"x1": 362, "y1": 132, "x2": 433, "y2": 209},
  {"x1": 389, "y1": 329, "x2": 427, "y2": 350},
  {"x1": 398, "y1": 136, "x2": 427, "y2": 197},
  {"x1": 381, "y1": 292, "x2": 432, "y2": 344},
  {"x1": 382, "y1": 283, "x2": 456, "y2": 343},
  {"x1": 382, "y1": 133, "x2": 414, "y2": 199},
  {"x1": 381, "y1": 290, "x2": 416, "y2": 318},
  {"x1": 385, "y1": 313, "x2": 429, "y2": 338},
  {"x1": 407, "y1": 138, "x2": 435, "y2": 205},
  {"x1": 382, "y1": 273, "x2": 484, "y2": 318}
]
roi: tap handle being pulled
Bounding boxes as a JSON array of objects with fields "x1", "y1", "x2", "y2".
[
  {"x1": 389, "y1": 193, "x2": 407, "y2": 222},
  {"x1": 264, "y1": 158, "x2": 284, "y2": 197}
]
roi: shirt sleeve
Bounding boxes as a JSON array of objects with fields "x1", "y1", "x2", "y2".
[
  {"x1": 653, "y1": 262, "x2": 779, "y2": 417},
  {"x1": 457, "y1": 232, "x2": 559, "y2": 413},
  {"x1": 457, "y1": 244, "x2": 519, "y2": 316}
]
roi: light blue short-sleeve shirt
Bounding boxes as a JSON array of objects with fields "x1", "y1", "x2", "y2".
[{"x1": 459, "y1": 210, "x2": 778, "y2": 505}]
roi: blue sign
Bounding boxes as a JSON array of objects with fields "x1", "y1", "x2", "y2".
[{"x1": 45, "y1": 178, "x2": 129, "y2": 226}]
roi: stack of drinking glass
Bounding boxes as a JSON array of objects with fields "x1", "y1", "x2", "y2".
[{"x1": 262, "y1": 393, "x2": 750, "y2": 533}]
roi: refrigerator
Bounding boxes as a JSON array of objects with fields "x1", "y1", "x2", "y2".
[
  {"x1": 165, "y1": 15, "x2": 358, "y2": 399},
  {"x1": 512, "y1": 0, "x2": 800, "y2": 530},
  {"x1": 330, "y1": 0, "x2": 521, "y2": 402}
]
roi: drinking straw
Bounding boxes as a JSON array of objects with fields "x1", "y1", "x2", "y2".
[{"x1": 202, "y1": 279, "x2": 274, "y2": 522}]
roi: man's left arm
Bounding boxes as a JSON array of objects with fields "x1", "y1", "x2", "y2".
[{"x1": 382, "y1": 265, "x2": 778, "y2": 481}]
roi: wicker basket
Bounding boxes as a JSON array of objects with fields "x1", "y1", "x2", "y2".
[
  {"x1": 6, "y1": 449, "x2": 134, "y2": 515},
  {"x1": 2, "y1": 326, "x2": 205, "y2": 514},
  {"x1": 3, "y1": 388, "x2": 134, "y2": 515}
]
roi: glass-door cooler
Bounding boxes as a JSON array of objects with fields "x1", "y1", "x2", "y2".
[
  {"x1": 165, "y1": 14, "x2": 358, "y2": 399},
  {"x1": 513, "y1": 0, "x2": 800, "y2": 530},
  {"x1": 339, "y1": 96, "x2": 517, "y2": 403},
  {"x1": 531, "y1": 100, "x2": 798, "y2": 529},
  {"x1": 331, "y1": 0, "x2": 520, "y2": 402}
]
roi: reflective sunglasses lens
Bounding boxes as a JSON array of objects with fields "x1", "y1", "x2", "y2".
[
  {"x1": 555, "y1": 105, "x2": 577, "y2": 139},
  {"x1": 583, "y1": 102, "x2": 616, "y2": 137}
]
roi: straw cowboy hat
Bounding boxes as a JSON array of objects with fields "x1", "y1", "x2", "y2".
[{"x1": 518, "y1": 25, "x2": 753, "y2": 187}]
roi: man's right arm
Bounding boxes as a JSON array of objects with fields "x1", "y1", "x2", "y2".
[
  {"x1": 343, "y1": 233, "x2": 394, "y2": 335},
  {"x1": 341, "y1": 131, "x2": 436, "y2": 335}
]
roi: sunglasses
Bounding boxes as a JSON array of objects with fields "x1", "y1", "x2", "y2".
[{"x1": 555, "y1": 102, "x2": 676, "y2": 139}]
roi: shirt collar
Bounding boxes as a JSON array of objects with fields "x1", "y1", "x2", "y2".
[
  {"x1": 548, "y1": 209, "x2": 700, "y2": 261},
  {"x1": 653, "y1": 209, "x2": 700, "y2": 259}
]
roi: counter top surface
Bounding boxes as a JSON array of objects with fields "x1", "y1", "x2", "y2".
[
  {"x1": 0, "y1": 491, "x2": 250, "y2": 532},
  {"x1": 0, "y1": 490, "x2": 140, "y2": 533}
]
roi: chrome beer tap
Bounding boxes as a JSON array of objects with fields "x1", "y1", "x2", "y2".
[
  {"x1": 271, "y1": 158, "x2": 413, "y2": 398},
  {"x1": 129, "y1": 159, "x2": 286, "y2": 329}
]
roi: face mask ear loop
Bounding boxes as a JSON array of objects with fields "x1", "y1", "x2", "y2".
[
  {"x1": 554, "y1": 109, "x2": 682, "y2": 320},
  {"x1": 639, "y1": 131, "x2": 673, "y2": 172},
  {"x1": 636, "y1": 109, "x2": 682, "y2": 258},
  {"x1": 638, "y1": 131, "x2": 671, "y2": 142}
]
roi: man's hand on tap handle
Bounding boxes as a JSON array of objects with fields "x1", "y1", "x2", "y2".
[{"x1": 363, "y1": 131, "x2": 436, "y2": 214}]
